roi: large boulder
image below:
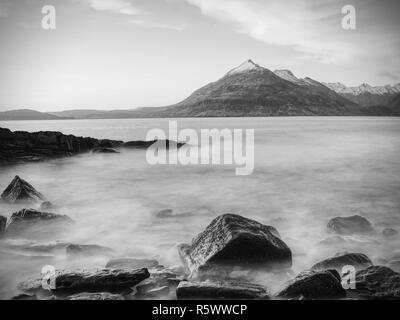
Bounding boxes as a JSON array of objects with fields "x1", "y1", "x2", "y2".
[
  {"x1": 1, "y1": 176, "x2": 44, "y2": 203},
  {"x1": 277, "y1": 270, "x2": 346, "y2": 299},
  {"x1": 176, "y1": 280, "x2": 270, "y2": 300},
  {"x1": 311, "y1": 253, "x2": 373, "y2": 273},
  {"x1": 0, "y1": 215, "x2": 6, "y2": 234},
  {"x1": 327, "y1": 215, "x2": 375, "y2": 235},
  {"x1": 354, "y1": 266, "x2": 400, "y2": 299},
  {"x1": 178, "y1": 214, "x2": 292, "y2": 275},
  {"x1": 4, "y1": 208, "x2": 73, "y2": 237}
]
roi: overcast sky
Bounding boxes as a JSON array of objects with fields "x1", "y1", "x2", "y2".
[{"x1": 0, "y1": 0, "x2": 399, "y2": 111}]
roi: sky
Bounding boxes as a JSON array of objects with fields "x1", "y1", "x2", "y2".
[{"x1": 0, "y1": 0, "x2": 399, "y2": 111}]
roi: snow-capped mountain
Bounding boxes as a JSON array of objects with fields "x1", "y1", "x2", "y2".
[{"x1": 226, "y1": 59, "x2": 263, "y2": 76}]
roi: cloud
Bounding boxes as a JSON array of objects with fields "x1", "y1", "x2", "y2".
[
  {"x1": 127, "y1": 19, "x2": 186, "y2": 31},
  {"x1": 182, "y1": 0, "x2": 359, "y2": 63},
  {"x1": 85, "y1": 0, "x2": 140, "y2": 15},
  {"x1": 380, "y1": 71, "x2": 400, "y2": 82}
]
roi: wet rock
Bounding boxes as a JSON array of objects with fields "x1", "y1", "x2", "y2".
[
  {"x1": 1, "y1": 176, "x2": 44, "y2": 203},
  {"x1": 106, "y1": 258, "x2": 160, "y2": 270},
  {"x1": 382, "y1": 228, "x2": 399, "y2": 240},
  {"x1": 66, "y1": 244, "x2": 114, "y2": 258},
  {"x1": 155, "y1": 209, "x2": 174, "y2": 218},
  {"x1": 92, "y1": 147, "x2": 119, "y2": 154},
  {"x1": 277, "y1": 270, "x2": 346, "y2": 299},
  {"x1": 39, "y1": 201, "x2": 53, "y2": 210},
  {"x1": 387, "y1": 261, "x2": 400, "y2": 273},
  {"x1": 176, "y1": 280, "x2": 270, "y2": 300},
  {"x1": 327, "y1": 215, "x2": 375, "y2": 235},
  {"x1": 354, "y1": 266, "x2": 400, "y2": 299},
  {"x1": 311, "y1": 253, "x2": 373, "y2": 273},
  {"x1": 67, "y1": 292, "x2": 125, "y2": 300},
  {"x1": 134, "y1": 270, "x2": 182, "y2": 299},
  {"x1": 0, "y1": 215, "x2": 6, "y2": 234},
  {"x1": 178, "y1": 214, "x2": 292, "y2": 275},
  {"x1": 4, "y1": 208, "x2": 73, "y2": 237}
]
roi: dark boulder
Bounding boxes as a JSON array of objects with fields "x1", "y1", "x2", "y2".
[
  {"x1": 4, "y1": 208, "x2": 73, "y2": 237},
  {"x1": 178, "y1": 214, "x2": 292, "y2": 275},
  {"x1": 66, "y1": 244, "x2": 114, "y2": 258},
  {"x1": 92, "y1": 147, "x2": 119, "y2": 154},
  {"x1": 382, "y1": 228, "x2": 399, "y2": 240},
  {"x1": 1, "y1": 176, "x2": 44, "y2": 203},
  {"x1": 176, "y1": 280, "x2": 270, "y2": 300},
  {"x1": 311, "y1": 253, "x2": 373, "y2": 273},
  {"x1": 0, "y1": 215, "x2": 6, "y2": 234},
  {"x1": 277, "y1": 270, "x2": 346, "y2": 299},
  {"x1": 67, "y1": 292, "x2": 125, "y2": 300},
  {"x1": 106, "y1": 258, "x2": 160, "y2": 270},
  {"x1": 327, "y1": 215, "x2": 375, "y2": 235},
  {"x1": 354, "y1": 266, "x2": 400, "y2": 298}
]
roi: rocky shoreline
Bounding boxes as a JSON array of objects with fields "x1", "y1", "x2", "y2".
[{"x1": 1, "y1": 175, "x2": 400, "y2": 300}]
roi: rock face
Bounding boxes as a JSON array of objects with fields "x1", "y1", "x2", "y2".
[
  {"x1": 178, "y1": 214, "x2": 292, "y2": 275},
  {"x1": 0, "y1": 215, "x2": 6, "y2": 234},
  {"x1": 278, "y1": 270, "x2": 346, "y2": 299},
  {"x1": 176, "y1": 280, "x2": 270, "y2": 300},
  {"x1": 0, "y1": 127, "x2": 123, "y2": 164},
  {"x1": 327, "y1": 215, "x2": 375, "y2": 235},
  {"x1": 66, "y1": 244, "x2": 114, "y2": 258},
  {"x1": 354, "y1": 266, "x2": 400, "y2": 298},
  {"x1": 106, "y1": 258, "x2": 160, "y2": 270},
  {"x1": 311, "y1": 253, "x2": 373, "y2": 273},
  {"x1": 67, "y1": 292, "x2": 125, "y2": 300},
  {"x1": 382, "y1": 228, "x2": 399, "y2": 239},
  {"x1": 1, "y1": 176, "x2": 44, "y2": 203},
  {"x1": 4, "y1": 208, "x2": 73, "y2": 237}
]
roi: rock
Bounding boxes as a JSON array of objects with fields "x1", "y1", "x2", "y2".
[
  {"x1": 39, "y1": 201, "x2": 53, "y2": 210},
  {"x1": 354, "y1": 266, "x2": 400, "y2": 298},
  {"x1": 134, "y1": 270, "x2": 182, "y2": 299},
  {"x1": 67, "y1": 292, "x2": 125, "y2": 300},
  {"x1": 176, "y1": 280, "x2": 270, "y2": 300},
  {"x1": 0, "y1": 215, "x2": 6, "y2": 234},
  {"x1": 92, "y1": 147, "x2": 119, "y2": 154},
  {"x1": 387, "y1": 261, "x2": 400, "y2": 273},
  {"x1": 156, "y1": 209, "x2": 174, "y2": 218},
  {"x1": 178, "y1": 214, "x2": 292, "y2": 275},
  {"x1": 1, "y1": 176, "x2": 44, "y2": 203},
  {"x1": 2, "y1": 239, "x2": 71, "y2": 254},
  {"x1": 4, "y1": 208, "x2": 74, "y2": 237},
  {"x1": 327, "y1": 215, "x2": 375, "y2": 235},
  {"x1": 311, "y1": 253, "x2": 373, "y2": 273},
  {"x1": 66, "y1": 244, "x2": 114, "y2": 258},
  {"x1": 122, "y1": 139, "x2": 185, "y2": 149},
  {"x1": 317, "y1": 235, "x2": 380, "y2": 248},
  {"x1": 277, "y1": 270, "x2": 346, "y2": 299},
  {"x1": 382, "y1": 228, "x2": 399, "y2": 240},
  {"x1": 106, "y1": 258, "x2": 160, "y2": 270},
  {"x1": 11, "y1": 294, "x2": 37, "y2": 300},
  {"x1": 143, "y1": 286, "x2": 170, "y2": 298},
  {"x1": 0, "y1": 127, "x2": 123, "y2": 164}
]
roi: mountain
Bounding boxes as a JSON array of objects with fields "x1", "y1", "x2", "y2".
[
  {"x1": 0, "y1": 109, "x2": 72, "y2": 121},
  {"x1": 149, "y1": 60, "x2": 361, "y2": 117},
  {"x1": 324, "y1": 82, "x2": 400, "y2": 107}
]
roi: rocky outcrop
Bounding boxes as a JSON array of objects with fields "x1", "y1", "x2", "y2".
[
  {"x1": 178, "y1": 214, "x2": 292, "y2": 275},
  {"x1": 354, "y1": 266, "x2": 400, "y2": 298},
  {"x1": 277, "y1": 270, "x2": 346, "y2": 299},
  {"x1": 1, "y1": 176, "x2": 44, "y2": 203},
  {"x1": 176, "y1": 280, "x2": 270, "y2": 300},
  {"x1": 106, "y1": 258, "x2": 160, "y2": 270},
  {"x1": 0, "y1": 127, "x2": 123, "y2": 164},
  {"x1": 66, "y1": 244, "x2": 114, "y2": 258},
  {"x1": 311, "y1": 253, "x2": 373, "y2": 273},
  {"x1": 67, "y1": 292, "x2": 125, "y2": 300},
  {"x1": 327, "y1": 215, "x2": 375, "y2": 235},
  {"x1": 0, "y1": 215, "x2": 6, "y2": 234},
  {"x1": 4, "y1": 208, "x2": 73, "y2": 237}
]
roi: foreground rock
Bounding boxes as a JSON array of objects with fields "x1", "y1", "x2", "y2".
[
  {"x1": 178, "y1": 214, "x2": 292, "y2": 275},
  {"x1": 66, "y1": 244, "x2": 114, "y2": 258},
  {"x1": 311, "y1": 253, "x2": 373, "y2": 273},
  {"x1": 0, "y1": 215, "x2": 6, "y2": 234},
  {"x1": 4, "y1": 208, "x2": 73, "y2": 237},
  {"x1": 277, "y1": 270, "x2": 346, "y2": 299},
  {"x1": 177, "y1": 280, "x2": 270, "y2": 300},
  {"x1": 327, "y1": 215, "x2": 375, "y2": 235},
  {"x1": 1, "y1": 176, "x2": 44, "y2": 203},
  {"x1": 67, "y1": 292, "x2": 125, "y2": 300},
  {"x1": 106, "y1": 258, "x2": 160, "y2": 270},
  {"x1": 0, "y1": 127, "x2": 123, "y2": 164},
  {"x1": 354, "y1": 266, "x2": 400, "y2": 299}
]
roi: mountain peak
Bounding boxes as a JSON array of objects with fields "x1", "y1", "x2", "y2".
[
  {"x1": 226, "y1": 59, "x2": 263, "y2": 76},
  {"x1": 274, "y1": 69, "x2": 299, "y2": 83}
]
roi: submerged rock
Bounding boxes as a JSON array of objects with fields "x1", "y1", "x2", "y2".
[
  {"x1": 4, "y1": 208, "x2": 73, "y2": 237},
  {"x1": 327, "y1": 215, "x2": 375, "y2": 235},
  {"x1": 1, "y1": 176, "x2": 44, "y2": 203},
  {"x1": 66, "y1": 244, "x2": 114, "y2": 258},
  {"x1": 92, "y1": 147, "x2": 119, "y2": 154},
  {"x1": 39, "y1": 201, "x2": 53, "y2": 210},
  {"x1": 178, "y1": 214, "x2": 292, "y2": 275},
  {"x1": 354, "y1": 266, "x2": 400, "y2": 299},
  {"x1": 277, "y1": 270, "x2": 346, "y2": 299},
  {"x1": 67, "y1": 292, "x2": 125, "y2": 300},
  {"x1": 0, "y1": 215, "x2": 6, "y2": 234},
  {"x1": 106, "y1": 258, "x2": 160, "y2": 270},
  {"x1": 382, "y1": 228, "x2": 399, "y2": 240},
  {"x1": 176, "y1": 280, "x2": 270, "y2": 300},
  {"x1": 311, "y1": 253, "x2": 373, "y2": 273}
]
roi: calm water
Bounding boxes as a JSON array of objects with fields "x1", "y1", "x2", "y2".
[{"x1": 1, "y1": 117, "x2": 400, "y2": 298}]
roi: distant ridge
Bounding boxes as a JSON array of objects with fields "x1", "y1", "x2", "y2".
[{"x1": 0, "y1": 109, "x2": 72, "y2": 121}]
